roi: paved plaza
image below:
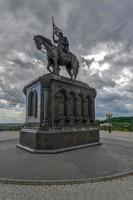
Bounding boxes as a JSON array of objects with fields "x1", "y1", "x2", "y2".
[
  {"x1": 0, "y1": 131, "x2": 133, "y2": 199},
  {"x1": 0, "y1": 176, "x2": 133, "y2": 200}
]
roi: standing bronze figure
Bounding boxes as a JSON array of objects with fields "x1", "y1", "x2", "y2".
[{"x1": 33, "y1": 17, "x2": 79, "y2": 79}]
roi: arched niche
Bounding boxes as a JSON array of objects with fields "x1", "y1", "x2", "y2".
[
  {"x1": 86, "y1": 94, "x2": 95, "y2": 122},
  {"x1": 28, "y1": 90, "x2": 38, "y2": 117},
  {"x1": 84, "y1": 96, "x2": 90, "y2": 117},
  {"x1": 77, "y1": 93, "x2": 84, "y2": 116},
  {"x1": 68, "y1": 92, "x2": 76, "y2": 116},
  {"x1": 55, "y1": 89, "x2": 67, "y2": 118}
]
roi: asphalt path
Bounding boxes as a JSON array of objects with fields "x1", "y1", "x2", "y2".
[{"x1": 0, "y1": 131, "x2": 133, "y2": 181}]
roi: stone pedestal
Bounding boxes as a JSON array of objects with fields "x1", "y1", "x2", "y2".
[{"x1": 17, "y1": 73, "x2": 100, "y2": 153}]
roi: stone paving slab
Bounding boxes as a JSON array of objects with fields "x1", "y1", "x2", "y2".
[
  {"x1": 101, "y1": 130, "x2": 133, "y2": 143},
  {"x1": 0, "y1": 176, "x2": 133, "y2": 200},
  {"x1": 0, "y1": 131, "x2": 19, "y2": 141}
]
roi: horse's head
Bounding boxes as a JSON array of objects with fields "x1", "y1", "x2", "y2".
[{"x1": 33, "y1": 35, "x2": 42, "y2": 50}]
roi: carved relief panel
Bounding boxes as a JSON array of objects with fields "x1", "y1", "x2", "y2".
[
  {"x1": 68, "y1": 93, "x2": 75, "y2": 116},
  {"x1": 84, "y1": 97, "x2": 90, "y2": 117},
  {"x1": 55, "y1": 90, "x2": 66, "y2": 119},
  {"x1": 76, "y1": 95, "x2": 83, "y2": 116}
]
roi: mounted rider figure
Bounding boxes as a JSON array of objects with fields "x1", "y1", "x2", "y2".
[
  {"x1": 52, "y1": 17, "x2": 69, "y2": 60},
  {"x1": 33, "y1": 17, "x2": 79, "y2": 78}
]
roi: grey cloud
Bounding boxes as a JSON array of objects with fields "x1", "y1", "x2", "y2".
[
  {"x1": 90, "y1": 74, "x2": 116, "y2": 89},
  {"x1": 0, "y1": 0, "x2": 133, "y2": 120},
  {"x1": 81, "y1": 57, "x2": 95, "y2": 68}
]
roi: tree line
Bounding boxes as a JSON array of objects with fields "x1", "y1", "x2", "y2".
[{"x1": 96, "y1": 116, "x2": 133, "y2": 131}]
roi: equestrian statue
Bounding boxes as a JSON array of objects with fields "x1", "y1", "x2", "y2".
[{"x1": 33, "y1": 17, "x2": 79, "y2": 79}]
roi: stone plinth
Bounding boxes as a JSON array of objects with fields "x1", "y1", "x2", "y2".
[{"x1": 17, "y1": 73, "x2": 100, "y2": 153}]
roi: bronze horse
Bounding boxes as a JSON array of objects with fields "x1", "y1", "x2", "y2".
[{"x1": 33, "y1": 35, "x2": 79, "y2": 79}]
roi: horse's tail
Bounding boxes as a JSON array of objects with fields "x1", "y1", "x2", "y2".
[
  {"x1": 74, "y1": 60, "x2": 79, "y2": 79},
  {"x1": 70, "y1": 53, "x2": 79, "y2": 79}
]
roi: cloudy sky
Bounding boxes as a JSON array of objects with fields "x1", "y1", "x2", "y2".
[{"x1": 0, "y1": 0, "x2": 133, "y2": 123}]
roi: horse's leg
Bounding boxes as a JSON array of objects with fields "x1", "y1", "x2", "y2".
[
  {"x1": 69, "y1": 54, "x2": 79, "y2": 79},
  {"x1": 74, "y1": 61, "x2": 79, "y2": 79},
  {"x1": 65, "y1": 65, "x2": 73, "y2": 79},
  {"x1": 47, "y1": 61, "x2": 52, "y2": 73},
  {"x1": 53, "y1": 52, "x2": 60, "y2": 75}
]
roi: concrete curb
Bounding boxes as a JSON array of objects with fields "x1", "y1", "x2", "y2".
[
  {"x1": 1, "y1": 170, "x2": 133, "y2": 186},
  {"x1": 16, "y1": 142, "x2": 102, "y2": 154}
]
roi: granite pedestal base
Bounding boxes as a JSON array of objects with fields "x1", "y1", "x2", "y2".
[
  {"x1": 17, "y1": 73, "x2": 100, "y2": 153},
  {"x1": 17, "y1": 127, "x2": 100, "y2": 153}
]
